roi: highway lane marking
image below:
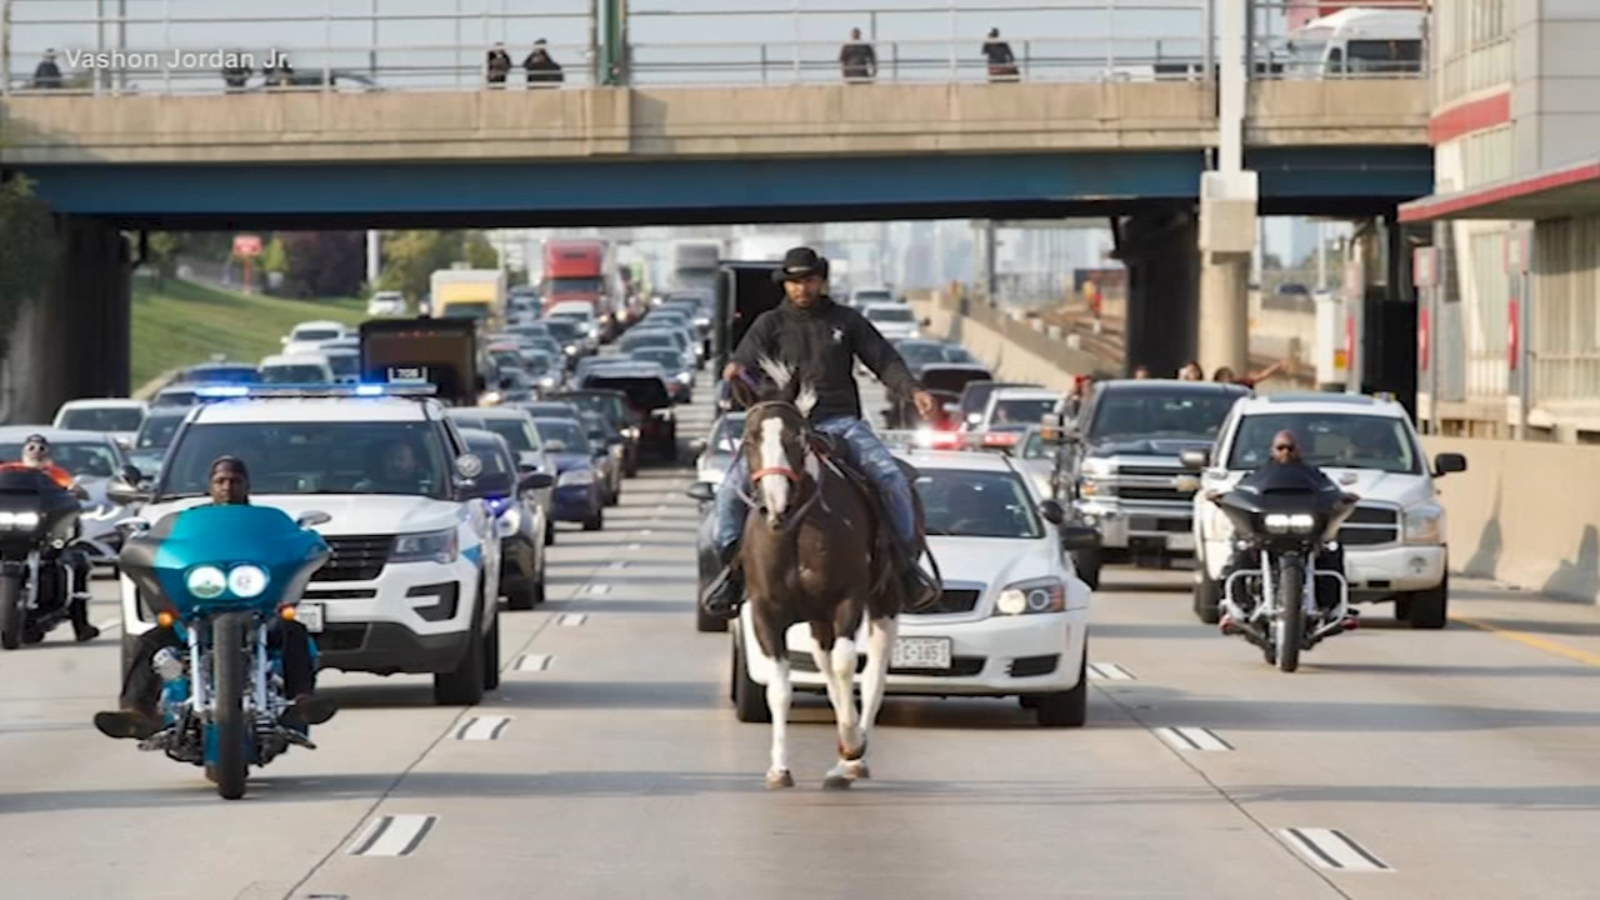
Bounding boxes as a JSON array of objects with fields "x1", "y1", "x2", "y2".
[
  {"x1": 558, "y1": 613, "x2": 587, "y2": 627},
  {"x1": 347, "y1": 814, "x2": 437, "y2": 857},
  {"x1": 639, "y1": 529, "x2": 654, "y2": 535},
  {"x1": 455, "y1": 716, "x2": 511, "y2": 741},
  {"x1": 625, "y1": 543, "x2": 642, "y2": 551},
  {"x1": 609, "y1": 561, "x2": 628, "y2": 569},
  {"x1": 587, "y1": 583, "x2": 611, "y2": 595},
  {"x1": 516, "y1": 653, "x2": 552, "y2": 672},
  {"x1": 1154, "y1": 726, "x2": 1232, "y2": 752},
  {"x1": 1088, "y1": 662, "x2": 1135, "y2": 681},
  {"x1": 1279, "y1": 828, "x2": 1392, "y2": 872},
  {"x1": 1456, "y1": 616, "x2": 1600, "y2": 667}
]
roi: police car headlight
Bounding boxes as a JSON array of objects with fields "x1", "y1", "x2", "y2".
[
  {"x1": 186, "y1": 565, "x2": 226, "y2": 599},
  {"x1": 227, "y1": 564, "x2": 269, "y2": 598},
  {"x1": 497, "y1": 506, "x2": 523, "y2": 537},
  {"x1": 1403, "y1": 504, "x2": 1443, "y2": 544},
  {"x1": 993, "y1": 578, "x2": 1066, "y2": 616},
  {"x1": 391, "y1": 528, "x2": 459, "y2": 564}
]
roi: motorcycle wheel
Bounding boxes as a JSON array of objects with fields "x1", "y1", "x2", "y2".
[
  {"x1": 212, "y1": 611, "x2": 252, "y2": 800},
  {"x1": 0, "y1": 574, "x2": 24, "y2": 650},
  {"x1": 1275, "y1": 560, "x2": 1305, "y2": 674}
]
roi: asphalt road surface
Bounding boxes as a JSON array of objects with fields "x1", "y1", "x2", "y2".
[{"x1": 3, "y1": 387, "x2": 1600, "y2": 899}]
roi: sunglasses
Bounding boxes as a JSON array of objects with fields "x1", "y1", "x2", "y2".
[
  {"x1": 1273, "y1": 444, "x2": 1294, "y2": 451},
  {"x1": 23, "y1": 444, "x2": 47, "y2": 453}
]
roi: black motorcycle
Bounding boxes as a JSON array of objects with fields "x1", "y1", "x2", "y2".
[
  {"x1": 1209, "y1": 463, "x2": 1359, "y2": 673},
  {"x1": 0, "y1": 469, "x2": 95, "y2": 649}
]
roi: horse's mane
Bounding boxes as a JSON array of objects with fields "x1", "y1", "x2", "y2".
[{"x1": 754, "y1": 355, "x2": 817, "y2": 418}]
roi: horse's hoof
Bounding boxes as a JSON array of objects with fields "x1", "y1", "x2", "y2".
[
  {"x1": 765, "y1": 769, "x2": 794, "y2": 790},
  {"x1": 822, "y1": 773, "x2": 854, "y2": 790},
  {"x1": 844, "y1": 760, "x2": 871, "y2": 780}
]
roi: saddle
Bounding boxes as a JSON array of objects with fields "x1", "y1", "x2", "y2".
[{"x1": 806, "y1": 433, "x2": 936, "y2": 610}]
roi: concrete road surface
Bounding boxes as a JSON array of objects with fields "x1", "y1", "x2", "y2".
[{"x1": 2, "y1": 386, "x2": 1600, "y2": 899}]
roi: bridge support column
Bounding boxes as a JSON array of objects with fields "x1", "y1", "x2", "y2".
[
  {"x1": 1115, "y1": 208, "x2": 1199, "y2": 378},
  {"x1": 0, "y1": 217, "x2": 131, "y2": 424},
  {"x1": 1197, "y1": 171, "x2": 1259, "y2": 379}
]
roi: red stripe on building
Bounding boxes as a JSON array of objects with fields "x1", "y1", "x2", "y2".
[
  {"x1": 1429, "y1": 91, "x2": 1511, "y2": 145},
  {"x1": 1398, "y1": 160, "x2": 1600, "y2": 223}
]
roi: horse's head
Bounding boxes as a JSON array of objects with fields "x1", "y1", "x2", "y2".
[{"x1": 741, "y1": 357, "x2": 818, "y2": 529}]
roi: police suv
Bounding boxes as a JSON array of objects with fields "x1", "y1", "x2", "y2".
[{"x1": 110, "y1": 383, "x2": 514, "y2": 705}]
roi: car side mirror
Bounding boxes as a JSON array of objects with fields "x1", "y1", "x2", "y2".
[
  {"x1": 518, "y1": 472, "x2": 553, "y2": 492},
  {"x1": 119, "y1": 464, "x2": 144, "y2": 485},
  {"x1": 1038, "y1": 499, "x2": 1066, "y2": 525},
  {"x1": 1433, "y1": 452, "x2": 1467, "y2": 477},
  {"x1": 296, "y1": 511, "x2": 332, "y2": 529},
  {"x1": 517, "y1": 450, "x2": 542, "y2": 472},
  {"x1": 455, "y1": 454, "x2": 484, "y2": 480},
  {"x1": 685, "y1": 481, "x2": 716, "y2": 503},
  {"x1": 107, "y1": 478, "x2": 150, "y2": 506},
  {"x1": 1179, "y1": 448, "x2": 1211, "y2": 470},
  {"x1": 465, "y1": 471, "x2": 515, "y2": 500},
  {"x1": 1060, "y1": 524, "x2": 1100, "y2": 551}
]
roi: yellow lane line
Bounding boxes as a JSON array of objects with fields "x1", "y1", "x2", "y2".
[{"x1": 1455, "y1": 617, "x2": 1600, "y2": 668}]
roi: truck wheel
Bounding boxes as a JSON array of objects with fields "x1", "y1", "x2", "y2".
[
  {"x1": 1072, "y1": 548, "x2": 1102, "y2": 590},
  {"x1": 1402, "y1": 574, "x2": 1449, "y2": 630},
  {"x1": 1193, "y1": 574, "x2": 1222, "y2": 624}
]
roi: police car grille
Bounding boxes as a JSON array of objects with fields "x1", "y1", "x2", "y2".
[{"x1": 313, "y1": 535, "x2": 392, "y2": 582}]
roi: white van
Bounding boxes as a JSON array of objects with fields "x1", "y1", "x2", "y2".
[
  {"x1": 259, "y1": 353, "x2": 334, "y2": 384},
  {"x1": 1288, "y1": 7, "x2": 1426, "y2": 77}
]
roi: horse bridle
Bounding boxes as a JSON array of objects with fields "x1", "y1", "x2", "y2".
[{"x1": 737, "y1": 400, "x2": 830, "y2": 531}]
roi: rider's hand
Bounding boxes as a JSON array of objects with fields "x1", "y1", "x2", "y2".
[
  {"x1": 911, "y1": 390, "x2": 937, "y2": 420},
  {"x1": 723, "y1": 361, "x2": 746, "y2": 382}
]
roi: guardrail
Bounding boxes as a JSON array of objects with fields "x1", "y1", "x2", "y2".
[{"x1": 1, "y1": 0, "x2": 1433, "y2": 95}]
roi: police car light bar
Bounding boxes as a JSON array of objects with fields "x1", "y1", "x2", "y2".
[
  {"x1": 877, "y1": 428, "x2": 998, "y2": 452},
  {"x1": 191, "y1": 382, "x2": 439, "y2": 399}
]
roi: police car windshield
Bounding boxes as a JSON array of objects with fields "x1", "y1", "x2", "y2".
[
  {"x1": 1089, "y1": 390, "x2": 1238, "y2": 442},
  {"x1": 1227, "y1": 413, "x2": 1420, "y2": 475},
  {"x1": 917, "y1": 469, "x2": 1043, "y2": 540},
  {"x1": 0, "y1": 441, "x2": 118, "y2": 478},
  {"x1": 136, "y1": 411, "x2": 186, "y2": 449},
  {"x1": 157, "y1": 421, "x2": 451, "y2": 499},
  {"x1": 58, "y1": 406, "x2": 144, "y2": 432}
]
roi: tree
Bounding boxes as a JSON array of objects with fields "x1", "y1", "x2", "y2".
[
  {"x1": 144, "y1": 232, "x2": 182, "y2": 285},
  {"x1": 280, "y1": 231, "x2": 365, "y2": 298},
  {"x1": 0, "y1": 176, "x2": 59, "y2": 367},
  {"x1": 378, "y1": 230, "x2": 500, "y2": 302},
  {"x1": 465, "y1": 232, "x2": 499, "y2": 269}
]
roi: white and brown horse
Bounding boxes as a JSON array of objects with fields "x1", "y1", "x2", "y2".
[{"x1": 730, "y1": 358, "x2": 921, "y2": 789}]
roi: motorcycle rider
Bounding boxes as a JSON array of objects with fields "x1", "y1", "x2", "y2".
[
  {"x1": 0, "y1": 435, "x2": 98, "y2": 642},
  {"x1": 93, "y1": 456, "x2": 337, "y2": 741},
  {"x1": 1210, "y1": 429, "x2": 1351, "y2": 618},
  {"x1": 701, "y1": 247, "x2": 941, "y2": 619}
]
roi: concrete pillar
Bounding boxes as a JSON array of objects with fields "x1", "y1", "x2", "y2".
[
  {"x1": 0, "y1": 216, "x2": 131, "y2": 424},
  {"x1": 1198, "y1": 251, "x2": 1250, "y2": 377},
  {"x1": 1117, "y1": 208, "x2": 1199, "y2": 378}
]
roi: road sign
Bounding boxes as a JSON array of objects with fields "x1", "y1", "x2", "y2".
[{"x1": 233, "y1": 235, "x2": 263, "y2": 257}]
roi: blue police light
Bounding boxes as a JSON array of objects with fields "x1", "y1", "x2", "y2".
[
  {"x1": 189, "y1": 382, "x2": 439, "y2": 400},
  {"x1": 192, "y1": 385, "x2": 251, "y2": 398},
  {"x1": 355, "y1": 384, "x2": 385, "y2": 396}
]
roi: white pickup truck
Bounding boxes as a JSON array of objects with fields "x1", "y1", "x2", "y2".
[{"x1": 1186, "y1": 392, "x2": 1467, "y2": 629}]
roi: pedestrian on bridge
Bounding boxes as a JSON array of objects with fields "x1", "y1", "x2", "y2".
[
  {"x1": 840, "y1": 28, "x2": 878, "y2": 83},
  {"x1": 525, "y1": 40, "x2": 564, "y2": 88},
  {"x1": 486, "y1": 42, "x2": 512, "y2": 87},
  {"x1": 983, "y1": 29, "x2": 1019, "y2": 82},
  {"x1": 31, "y1": 50, "x2": 63, "y2": 90}
]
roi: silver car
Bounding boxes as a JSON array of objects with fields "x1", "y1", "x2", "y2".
[{"x1": 690, "y1": 411, "x2": 747, "y2": 491}]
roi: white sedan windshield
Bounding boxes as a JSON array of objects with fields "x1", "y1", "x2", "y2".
[{"x1": 917, "y1": 469, "x2": 1042, "y2": 539}]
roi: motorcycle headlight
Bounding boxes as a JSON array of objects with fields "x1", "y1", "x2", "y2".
[
  {"x1": 558, "y1": 468, "x2": 594, "y2": 486},
  {"x1": 390, "y1": 528, "x2": 458, "y2": 564},
  {"x1": 0, "y1": 511, "x2": 40, "y2": 530},
  {"x1": 1403, "y1": 504, "x2": 1443, "y2": 544},
  {"x1": 186, "y1": 565, "x2": 226, "y2": 599},
  {"x1": 993, "y1": 578, "x2": 1066, "y2": 616},
  {"x1": 227, "y1": 564, "x2": 269, "y2": 598},
  {"x1": 1262, "y1": 513, "x2": 1316, "y2": 534}
]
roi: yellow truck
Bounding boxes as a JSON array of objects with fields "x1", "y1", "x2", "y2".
[{"x1": 428, "y1": 268, "x2": 507, "y2": 329}]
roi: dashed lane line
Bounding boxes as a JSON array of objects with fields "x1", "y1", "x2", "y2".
[
  {"x1": 515, "y1": 654, "x2": 552, "y2": 672},
  {"x1": 1087, "y1": 662, "x2": 1136, "y2": 681},
  {"x1": 558, "y1": 613, "x2": 587, "y2": 627},
  {"x1": 454, "y1": 716, "x2": 511, "y2": 741},
  {"x1": 347, "y1": 814, "x2": 437, "y2": 857},
  {"x1": 587, "y1": 583, "x2": 611, "y2": 596},
  {"x1": 1153, "y1": 726, "x2": 1233, "y2": 752},
  {"x1": 1279, "y1": 828, "x2": 1393, "y2": 872}
]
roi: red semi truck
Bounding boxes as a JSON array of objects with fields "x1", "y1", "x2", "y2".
[{"x1": 541, "y1": 240, "x2": 620, "y2": 342}]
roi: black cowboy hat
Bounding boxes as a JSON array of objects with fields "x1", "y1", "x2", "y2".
[{"x1": 771, "y1": 247, "x2": 830, "y2": 283}]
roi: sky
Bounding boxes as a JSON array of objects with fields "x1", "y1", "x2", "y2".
[{"x1": 7, "y1": 0, "x2": 1314, "y2": 256}]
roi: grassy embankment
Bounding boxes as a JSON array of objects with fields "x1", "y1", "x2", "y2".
[{"x1": 130, "y1": 277, "x2": 365, "y2": 392}]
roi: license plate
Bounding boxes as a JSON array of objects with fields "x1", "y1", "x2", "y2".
[
  {"x1": 892, "y1": 637, "x2": 951, "y2": 670},
  {"x1": 295, "y1": 602, "x2": 324, "y2": 633}
]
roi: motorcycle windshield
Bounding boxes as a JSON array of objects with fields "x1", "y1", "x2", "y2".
[
  {"x1": 1228, "y1": 462, "x2": 1346, "y2": 515},
  {"x1": 121, "y1": 505, "x2": 330, "y2": 618}
]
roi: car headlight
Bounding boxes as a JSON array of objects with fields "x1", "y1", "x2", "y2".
[
  {"x1": 558, "y1": 468, "x2": 594, "y2": 486},
  {"x1": 1078, "y1": 476, "x2": 1114, "y2": 498},
  {"x1": 621, "y1": 426, "x2": 639, "y2": 440},
  {"x1": 565, "y1": 345, "x2": 579, "y2": 356},
  {"x1": 676, "y1": 372, "x2": 693, "y2": 384},
  {"x1": 186, "y1": 565, "x2": 226, "y2": 599},
  {"x1": 1262, "y1": 513, "x2": 1316, "y2": 534},
  {"x1": 390, "y1": 528, "x2": 458, "y2": 564},
  {"x1": 227, "y1": 564, "x2": 269, "y2": 598},
  {"x1": 992, "y1": 577, "x2": 1066, "y2": 616},
  {"x1": 0, "y1": 511, "x2": 41, "y2": 531},
  {"x1": 1079, "y1": 458, "x2": 1113, "y2": 477},
  {"x1": 908, "y1": 329, "x2": 921, "y2": 339},
  {"x1": 1403, "y1": 504, "x2": 1443, "y2": 544}
]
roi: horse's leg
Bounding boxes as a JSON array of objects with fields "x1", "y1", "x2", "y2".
[
  {"x1": 818, "y1": 624, "x2": 863, "y2": 790},
  {"x1": 851, "y1": 615, "x2": 898, "y2": 781},
  {"x1": 755, "y1": 617, "x2": 794, "y2": 790}
]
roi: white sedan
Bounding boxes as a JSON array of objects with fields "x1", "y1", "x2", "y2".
[{"x1": 732, "y1": 448, "x2": 1098, "y2": 727}]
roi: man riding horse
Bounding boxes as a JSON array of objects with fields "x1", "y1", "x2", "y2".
[{"x1": 702, "y1": 246, "x2": 942, "y2": 619}]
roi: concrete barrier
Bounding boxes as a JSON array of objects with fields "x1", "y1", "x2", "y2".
[{"x1": 1422, "y1": 436, "x2": 1600, "y2": 604}]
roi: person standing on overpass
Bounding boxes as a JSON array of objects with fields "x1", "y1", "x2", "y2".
[
  {"x1": 525, "y1": 40, "x2": 564, "y2": 88},
  {"x1": 840, "y1": 28, "x2": 878, "y2": 83}
]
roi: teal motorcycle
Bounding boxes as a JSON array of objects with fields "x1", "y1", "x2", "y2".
[{"x1": 118, "y1": 504, "x2": 331, "y2": 800}]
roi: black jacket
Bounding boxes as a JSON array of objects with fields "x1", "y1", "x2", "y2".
[{"x1": 731, "y1": 295, "x2": 919, "y2": 422}]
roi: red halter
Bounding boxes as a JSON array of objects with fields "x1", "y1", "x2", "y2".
[{"x1": 750, "y1": 465, "x2": 802, "y2": 483}]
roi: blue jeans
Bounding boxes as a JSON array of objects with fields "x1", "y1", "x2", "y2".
[{"x1": 714, "y1": 416, "x2": 916, "y2": 553}]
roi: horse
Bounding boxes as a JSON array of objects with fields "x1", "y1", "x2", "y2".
[{"x1": 729, "y1": 357, "x2": 926, "y2": 790}]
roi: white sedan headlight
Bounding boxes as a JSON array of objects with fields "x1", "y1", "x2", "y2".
[
  {"x1": 992, "y1": 577, "x2": 1066, "y2": 617},
  {"x1": 1403, "y1": 504, "x2": 1443, "y2": 544}
]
